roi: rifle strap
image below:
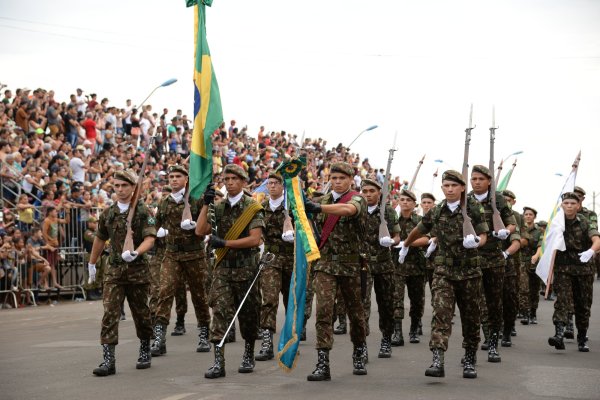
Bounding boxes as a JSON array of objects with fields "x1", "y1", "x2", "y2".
[
  {"x1": 318, "y1": 191, "x2": 358, "y2": 249},
  {"x1": 215, "y1": 201, "x2": 263, "y2": 267}
]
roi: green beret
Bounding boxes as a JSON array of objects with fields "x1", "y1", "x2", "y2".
[
  {"x1": 441, "y1": 170, "x2": 466, "y2": 185},
  {"x1": 400, "y1": 189, "x2": 417, "y2": 202},
  {"x1": 574, "y1": 186, "x2": 586, "y2": 197},
  {"x1": 267, "y1": 172, "x2": 283, "y2": 183},
  {"x1": 471, "y1": 165, "x2": 492, "y2": 179},
  {"x1": 502, "y1": 190, "x2": 516, "y2": 200},
  {"x1": 223, "y1": 164, "x2": 248, "y2": 181},
  {"x1": 523, "y1": 206, "x2": 538, "y2": 216},
  {"x1": 167, "y1": 164, "x2": 188, "y2": 176},
  {"x1": 361, "y1": 178, "x2": 381, "y2": 190},
  {"x1": 421, "y1": 192, "x2": 436, "y2": 201},
  {"x1": 113, "y1": 169, "x2": 137, "y2": 185},
  {"x1": 330, "y1": 162, "x2": 354, "y2": 177},
  {"x1": 561, "y1": 192, "x2": 581, "y2": 202},
  {"x1": 538, "y1": 220, "x2": 547, "y2": 227},
  {"x1": 161, "y1": 185, "x2": 172, "y2": 193}
]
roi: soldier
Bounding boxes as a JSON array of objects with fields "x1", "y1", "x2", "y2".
[
  {"x1": 152, "y1": 165, "x2": 211, "y2": 356},
  {"x1": 396, "y1": 189, "x2": 429, "y2": 344},
  {"x1": 87, "y1": 169, "x2": 156, "y2": 376},
  {"x1": 521, "y1": 207, "x2": 543, "y2": 325},
  {"x1": 256, "y1": 172, "x2": 295, "y2": 361},
  {"x1": 547, "y1": 192, "x2": 599, "y2": 352},
  {"x1": 468, "y1": 165, "x2": 516, "y2": 363},
  {"x1": 196, "y1": 164, "x2": 265, "y2": 379},
  {"x1": 360, "y1": 178, "x2": 400, "y2": 358},
  {"x1": 403, "y1": 170, "x2": 488, "y2": 379},
  {"x1": 303, "y1": 161, "x2": 368, "y2": 381},
  {"x1": 420, "y1": 193, "x2": 438, "y2": 291},
  {"x1": 83, "y1": 216, "x2": 102, "y2": 300}
]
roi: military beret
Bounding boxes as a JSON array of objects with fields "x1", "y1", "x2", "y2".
[
  {"x1": 267, "y1": 172, "x2": 283, "y2": 183},
  {"x1": 421, "y1": 192, "x2": 436, "y2": 201},
  {"x1": 361, "y1": 178, "x2": 381, "y2": 190},
  {"x1": 561, "y1": 192, "x2": 581, "y2": 202},
  {"x1": 574, "y1": 186, "x2": 586, "y2": 197},
  {"x1": 441, "y1": 170, "x2": 466, "y2": 185},
  {"x1": 400, "y1": 189, "x2": 417, "y2": 202},
  {"x1": 161, "y1": 185, "x2": 172, "y2": 193},
  {"x1": 538, "y1": 220, "x2": 548, "y2": 227},
  {"x1": 113, "y1": 169, "x2": 137, "y2": 185},
  {"x1": 223, "y1": 164, "x2": 248, "y2": 181},
  {"x1": 471, "y1": 165, "x2": 492, "y2": 179},
  {"x1": 523, "y1": 206, "x2": 538, "y2": 216},
  {"x1": 330, "y1": 162, "x2": 354, "y2": 177},
  {"x1": 502, "y1": 190, "x2": 516, "y2": 200},
  {"x1": 167, "y1": 164, "x2": 188, "y2": 176}
]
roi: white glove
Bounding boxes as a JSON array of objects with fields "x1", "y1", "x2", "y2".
[
  {"x1": 281, "y1": 230, "x2": 295, "y2": 243},
  {"x1": 180, "y1": 219, "x2": 197, "y2": 230},
  {"x1": 493, "y1": 229, "x2": 510, "y2": 240},
  {"x1": 121, "y1": 250, "x2": 139, "y2": 263},
  {"x1": 502, "y1": 250, "x2": 510, "y2": 259},
  {"x1": 425, "y1": 238, "x2": 437, "y2": 258},
  {"x1": 88, "y1": 263, "x2": 96, "y2": 284},
  {"x1": 463, "y1": 234, "x2": 479, "y2": 249},
  {"x1": 579, "y1": 248, "x2": 595, "y2": 263},
  {"x1": 398, "y1": 241, "x2": 409, "y2": 264},
  {"x1": 157, "y1": 227, "x2": 168, "y2": 238},
  {"x1": 379, "y1": 236, "x2": 395, "y2": 247}
]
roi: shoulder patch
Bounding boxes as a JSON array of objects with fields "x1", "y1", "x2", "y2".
[
  {"x1": 352, "y1": 195, "x2": 363, "y2": 202},
  {"x1": 147, "y1": 216, "x2": 156, "y2": 225}
]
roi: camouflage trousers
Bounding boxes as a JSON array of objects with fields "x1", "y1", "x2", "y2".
[
  {"x1": 552, "y1": 271, "x2": 594, "y2": 331},
  {"x1": 209, "y1": 269, "x2": 261, "y2": 343},
  {"x1": 425, "y1": 268, "x2": 434, "y2": 294},
  {"x1": 393, "y1": 271, "x2": 406, "y2": 320},
  {"x1": 364, "y1": 271, "x2": 395, "y2": 337},
  {"x1": 528, "y1": 269, "x2": 542, "y2": 312},
  {"x1": 503, "y1": 274, "x2": 518, "y2": 330},
  {"x1": 314, "y1": 271, "x2": 366, "y2": 349},
  {"x1": 480, "y1": 266, "x2": 504, "y2": 332},
  {"x1": 148, "y1": 253, "x2": 186, "y2": 324},
  {"x1": 304, "y1": 266, "x2": 316, "y2": 322},
  {"x1": 259, "y1": 259, "x2": 293, "y2": 332},
  {"x1": 406, "y1": 274, "x2": 426, "y2": 320},
  {"x1": 430, "y1": 274, "x2": 481, "y2": 351},
  {"x1": 101, "y1": 281, "x2": 152, "y2": 345},
  {"x1": 155, "y1": 254, "x2": 210, "y2": 327},
  {"x1": 517, "y1": 259, "x2": 530, "y2": 313},
  {"x1": 362, "y1": 273, "x2": 374, "y2": 335}
]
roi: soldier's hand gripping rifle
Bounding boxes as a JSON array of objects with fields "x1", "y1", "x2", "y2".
[
  {"x1": 461, "y1": 104, "x2": 478, "y2": 239},
  {"x1": 489, "y1": 107, "x2": 506, "y2": 234}
]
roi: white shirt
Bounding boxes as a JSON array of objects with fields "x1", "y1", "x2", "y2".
[
  {"x1": 447, "y1": 200, "x2": 460, "y2": 212},
  {"x1": 69, "y1": 157, "x2": 85, "y2": 183},
  {"x1": 228, "y1": 191, "x2": 244, "y2": 207},
  {"x1": 170, "y1": 188, "x2": 185, "y2": 204},
  {"x1": 474, "y1": 192, "x2": 488, "y2": 202},
  {"x1": 368, "y1": 205, "x2": 378, "y2": 214},
  {"x1": 269, "y1": 195, "x2": 284, "y2": 211},
  {"x1": 117, "y1": 201, "x2": 130, "y2": 213},
  {"x1": 332, "y1": 191, "x2": 345, "y2": 202}
]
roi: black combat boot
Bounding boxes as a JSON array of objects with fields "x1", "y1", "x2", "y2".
[
  {"x1": 462, "y1": 348, "x2": 477, "y2": 379},
  {"x1": 307, "y1": 349, "x2": 330, "y2": 381},
  {"x1": 391, "y1": 320, "x2": 404, "y2": 346},
  {"x1": 520, "y1": 310, "x2": 531, "y2": 325},
  {"x1": 150, "y1": 324, "x2": 167, "y2": 356},
  {"x1": 333, "y1": 314, "x2": 347, "y2": 335},
  {"x1": 530, "y1": 309, "x2": 538, "y2": 325},
  {"x1": 226, "y1": 323, "x2": 236, "y2": 343},
  {"x1": 205, "y1": 345, "x2": 225, "y2": 379},
  {"x1": 564, "y1": 314, "x2": 575, "y2": 339},
  {"x1": 548, "y1": 322, "x2": 565, "y2": 350},
  {"x1": 378, "y1": 336, "x2": 392, "y2": 358},
  {"x1": 238, "y1": 341, "x2": 255, "y2": 373},
  {"x1": 425, "y1": 348, "x2": 445, "y2": 378},
  {"x1": 256, "y1": 329, "x2": 274, "y2": 361},
  {"x1": 93, "y1": 344, "x2": 116, "y2": 376},
  {"x1": 352, "y1": 343, "x2": 367, "y2": 375},
  {"x1": 480, "y1": 326, "x2": 490, "y2": 351},
  {"x1": 171, "y1": 315, "x2": 186, "y2": 336},
  {"x1": 196, "y1": 325, "x2": 211, "y2": 353},
  {"x1": 501, "y1": 326, "x2": 512, "y2": 347},
  {"x1": 409, "y1": 318, "x2": 420, "y2": 344},
  {"x1": 487, "y1": 331, "x2": 501, "y2": 362},
  {"x1": 136, "y1": 339, "x2": 151, "y2": 369},
  {"x1": 577, "y1": 330, "x2": 590, "y2": 352}
]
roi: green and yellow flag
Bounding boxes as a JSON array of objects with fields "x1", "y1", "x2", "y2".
[{"x1": 187, "y1": 0, "x2": 223, "y2": 198}]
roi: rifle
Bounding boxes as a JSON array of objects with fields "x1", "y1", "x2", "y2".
[
  {"x1": 461, "y1": 104, "x2": 477, "y2": 238},
  {"x1": 489, "y1": 106, "x2": 506, "y2": 233},
  {"x1": 379, "y1": 132, "x2": 397, "y2": 239},
  {"x1": 408, "y1": 154, "x2": 426, "y2": 191},
  {"x1": 495, "y1": 159, "x2": 504, "y2": 189}
]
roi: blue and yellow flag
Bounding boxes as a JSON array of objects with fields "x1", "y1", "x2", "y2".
[
  {"x1": 187, "y1": 0, "x2": 223, "y2": 198},
  {"x1": 275, "y1": 158, "x2": 320, "y2": 371}
]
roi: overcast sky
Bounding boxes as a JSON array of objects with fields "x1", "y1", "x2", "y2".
[{"x1": 2, "y1": 0, "x2": 599, "y2": 218}]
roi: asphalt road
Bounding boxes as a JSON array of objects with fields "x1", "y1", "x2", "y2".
[{"x1": 1, "y1": 280, "x2": 600, "y2": 400}]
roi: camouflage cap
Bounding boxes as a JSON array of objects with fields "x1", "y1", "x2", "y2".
[
  {"x1": 441, "y1": 170, "x2": 466, "y2": 185},
  {"x1": 574, "y1": 186, "x2": 586, "y2": 197},
  {"x1": 361, "y1": 178, "x2": 381, "y2": 190},
  {"x1": 538, "y1": 220, "x2": 548, "y2": 227},
  {"x1": 161, "y1": 185, "x2": 172, "y2": 193},
  {"x1": 167, "y1": 164, "x2": 188, "y2": 176},
  {"x1": 561, "y1": 192, "x2": 581, "y2": 202},
  {"x1": 421, "y1": 192, "x2": 436, "y2": 201},
  {"x1": 523, "y1": 206, "x2": 538, "y2": 216},
  {"x1": 330, "y1": 162, "x2": 354, "y2": 177},
  {"x1": 267, "y1": 172, "x2": 283, "y2": 183},
  {"x1": 113, "y1": 169, "x2": 137, "y2": 185},
  {"x1": 471, "y1": 165, "x2": 492, "y2": 179},
  {"x1": 502, "y1": 190, "x2": 516, "y2": 200},
  {"x1": 223, "y1": 164, "x2": 248, "y2": 181},
  {"x1": 399, "y1": 189, "x2": 417, "y2": 202}
]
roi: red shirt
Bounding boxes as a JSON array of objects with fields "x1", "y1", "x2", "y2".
[{"x1": 81, "y1": 118, "x2": 97, "y2": 140}]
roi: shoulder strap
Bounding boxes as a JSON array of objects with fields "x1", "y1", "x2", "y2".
[
  {"x1": 214, "y1": 200, "x2": 263, "y2": 266},
  {"x1": 318, "y1": 190, "x2": 359, "y2": 249}
]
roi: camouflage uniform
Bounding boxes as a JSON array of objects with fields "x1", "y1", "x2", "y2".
[
  {"x1": 521, "y1": 223, "x2": 543, "y2": 316},
  {"x1": 512, "y1": 210, "x2": 531, "y2": 315},
  {"x1": 148, "y1": 237, "x2": 165, "y2": 324},
  {"x1": 96, "y1": 201, "x2": 156, "y2": 345},
  {"x1": 417, "y1": 197, "x2": 488, "y2": 351},
  {"x1": 313, "y1": 191, "x2": 367, "y2": 350},
  {"x1": 209, "y1": 194, "x2": 265, "y2": 343},
  {"x1": 501, "y1": 214, "x2": 522, "y2": 337}
]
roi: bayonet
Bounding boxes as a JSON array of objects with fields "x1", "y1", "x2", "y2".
[
  {"x1": 489, "y1": 106, "x2": 506, "y2": 232},
  {"x1": 461, "y1": 104, "x2": 477, "y2": 237},
  {"x1": 379, "y1": 131, "x2": 397, "y2": 239}
]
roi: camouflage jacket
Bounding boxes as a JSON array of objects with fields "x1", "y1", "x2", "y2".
[
  {"x1": 467, "y1": 190, "x2": 517, "y2": 254},
  {"x1": 417, "y1": 197, "x2": 488, "y2": 280},
  {"x1": 398, "y1": 212, "x2": 426, "y2": 276},
  {"x1": 364, "y1": 204, "x2": 400, "y2": 274},
  {"x1": 156, "y1": 195, "x2": 205, "y2": 260},
  {"x1": 521, "y1": 223, "x2": 543, "y2": 270},
  {"x1": 581, "y1": 207, "x2": 598, "y2": 231},
  {"x1": 502, "y1": 209, "x2": 522, "y2": 276},
  {"x1": 313, "y1": 191, "x2": 367, "y2": 277},
  {"x1": 555, "y1": 213, "x2": 600, "y2": 275},
  {"x1": 261, "y1": 198, "x2": 294, "y2": 259}
]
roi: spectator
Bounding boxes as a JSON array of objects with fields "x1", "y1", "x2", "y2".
[
  {"x1": 69, "y1": 146, "x2": 87, "y2": 183},
  {"x1": 42, "y1": 205, "x2": 70, "y2": 289}
]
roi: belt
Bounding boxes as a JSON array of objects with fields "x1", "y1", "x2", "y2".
[
  {"x1": 319, "y1": 254, "x2": 360, "y2": 263},
  {"x1": 219, "y1": 257, "x2": 257, "y2": 268},
  {"x1": 264, "y1": 244, "x2": 293, "y2": 255},
  {"x1": 434, "y1": 256, "x2": 479, "y2": 268},
  {"x1": 166, "y1": 242, "x2": 203, "y2": 252},
  {"x1": 369, "y1": 254, "x2": 391, "y2": 263}
]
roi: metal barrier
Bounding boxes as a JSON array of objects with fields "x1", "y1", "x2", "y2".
[{"x1": 0, "y1": 249, "x2": 37, "y2": 308}]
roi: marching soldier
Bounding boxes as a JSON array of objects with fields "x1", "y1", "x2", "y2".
[
  {"x1": 87, "y1": 169, "x2": 156, "y2": 376},
  {"x1": 420, "y1": 193, "x2": 438, "y2": 291},
  {"x1": 196, "y1": 164, "x2": 265, "y2": 379},
  {"x1": 521, "y1": 207, "x2": 543, "y2": 325},
  {"x1": 152, "y1": 165, "x2": 211, "y2": 356},
  {"x1": 403, "y1": 170, "x2": 488, "y2": 379}
]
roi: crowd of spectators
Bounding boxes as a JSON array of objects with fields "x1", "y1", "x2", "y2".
[{"x1": 0, "y1": 83, "x2": 409, "y2": 307}]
